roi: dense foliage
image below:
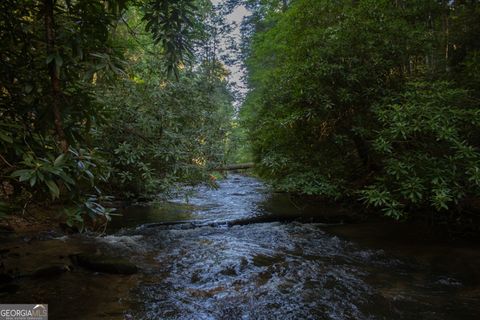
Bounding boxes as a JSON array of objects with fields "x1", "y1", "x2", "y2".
[
  {"x1": 0, "y1": 0, "x2": 234, "y2": 227},
  {"x1": 96, "y1": 68, "x2": 232, "y2": 198},
  {"x1": 3, "y1": 0, "x2": 480, "y2": 229},
  {"x1": 241, "y1": 0, "x2": 480, "y2": 222}
]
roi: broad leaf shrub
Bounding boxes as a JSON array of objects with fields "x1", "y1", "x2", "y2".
[{"x1": 361, "y1": 82, "x2": 480, "y2": 219}]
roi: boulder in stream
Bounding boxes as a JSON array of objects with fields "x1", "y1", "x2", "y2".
[{"x1": 32, "y1": 264, "x2": 70, "y2": 278}]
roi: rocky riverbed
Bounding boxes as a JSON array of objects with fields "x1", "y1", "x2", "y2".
[{"x1": 2, "y1": 174, "x2": 480, "y2": 319}]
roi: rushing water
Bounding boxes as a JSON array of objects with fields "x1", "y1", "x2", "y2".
[{"x1": 2, "y1": 174, "x2": 480, "y2": 319}]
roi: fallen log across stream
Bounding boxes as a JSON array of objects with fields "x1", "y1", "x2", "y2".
[
  {"x1": 211, "y1": 162, "x2": 255, "y2": 171},
  {"x1": 138, "y1": 213, "x2": 353, "y2": 230}
]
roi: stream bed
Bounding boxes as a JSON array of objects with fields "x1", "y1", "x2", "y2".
[{"x1": 1, "y1": 174, "x2": 480, "y2": 319}]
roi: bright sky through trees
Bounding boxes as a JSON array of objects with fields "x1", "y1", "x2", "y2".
[{"x1": 212, "y1": 0, "x2": 251, "y2": 106}]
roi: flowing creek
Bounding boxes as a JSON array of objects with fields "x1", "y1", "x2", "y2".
[{"x1": 1, "y1": 174, "x2": 480, "y2": 319}]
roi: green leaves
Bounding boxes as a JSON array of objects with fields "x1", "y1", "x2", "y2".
[
  {"x1": 11, "y1": 169, "x2": 34, "y2": 183},
  {"x1": 45, "y1": 180, "x2": 60, "y2": 199},
  {"x1": 11, "y1": 154, "x2": 67, "y2": 199},
  {"x1": 0, "y1": 131, "x2": 13, "y2": 144},
  {"x1": 242, "y1": 0, "x2": 480, "y2": 223},
  {"x1": 54, "y1": 154, "x2": 66, "y2": 167},
  {"x1": 360, "y1": 186, "x2": 392, "y2": 207},
  {"x1": 0, "y1": 122, "x2": 20, "y2": 144},
  {"x1": 63, "y1": 195, "x2": 117, "y2": 230},
  {"x1": 142, "y1": 0, "x2": 197, "y2": 78},
  {"x1": 359, "y1": 186, "x2": 404, "y2": 219},
  {"x1": 9, "y1": 148, "x2": 104, "y2": 200},
  {"x1": 46, "y1": 53, "x2": 63, "y2": 76},
  {"x1": 0, "y1": 0, "x2": 222, "y2": 230},
  {"x1": 88, "y1": 53, "x2": 128, "y2": 79},
  {"x1": 363, "y1": 81, "x2": 480, "y2": 217},
  {"x1": 94, "y1": 58, "x2": 233, "y2": 198}
]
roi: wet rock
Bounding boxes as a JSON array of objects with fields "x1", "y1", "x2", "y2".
[
  {"x1": 240, "y1": 257, "x2": 248, "y2": 271},
  {"x1": 70, "y1": 253, "x2": 138, "y2": 275},
  {"x1": 191, "y1": 270, "x2": 201, "y2": 283},
  {"x1": 32, "y1": 264, "x2": 70, "y2": 278},
  {"x1": 435, "y1": 276, "x2": 462, "y2": 287},
  {"x1": 252, "y1": 254, "x2": 284, "y2": 267},
  {"x1": 278, "y1": 282, "x2": 294, "y2": 294},
  {"x1": 256, "y1": 271, "x2": 272, "y2": 286},
  {"x1": 220, "y1": 265, "x2": 237, "y2": 276}
]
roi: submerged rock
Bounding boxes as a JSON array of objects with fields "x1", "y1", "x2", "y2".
[
  {"x1": 70, "y1": 253, "x2": 138, "y2": 275},
  {"x1": 220, "y1": 265, "x2": 237, "y2": 276},
  {"x1": 252, "y1": 253, "x2": 285, "y2": 267},
  {"x1": 32, "y1": 264, "x2": 70, "y2": 278}
]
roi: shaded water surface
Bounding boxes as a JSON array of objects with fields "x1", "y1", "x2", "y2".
[{"x1": 2, "y1": 175, "x2": 480, "y2": 319}]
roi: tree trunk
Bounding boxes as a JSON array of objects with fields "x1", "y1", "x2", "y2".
[
  {"x1": 211, "y1": 163, "x2": 255, "y2": 171},
  {"x1": 44, "y1": 0, "x2": 68, "y2": 153},
  {"x1": 348, "y1": 132, "x2": 377, "y2": 172}
]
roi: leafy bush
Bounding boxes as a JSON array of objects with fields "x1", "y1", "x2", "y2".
[
  {"x1": 0, "y1": 0, "x2": 234, "y2": 228},
  {"x1": 241, "y1": 0, "x2": 480, "y2": 223},
  {"x1": 95, "y1": 70, "x2": 233, "y2": 198},
  {"x1": 361, "y1": 82, "x2": 480, "y2": 218}
]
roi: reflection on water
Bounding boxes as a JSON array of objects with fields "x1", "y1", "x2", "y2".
[
  {"x1": 109, "y1": 175, "x2": 269, "y2": 231},
  {"x1": 107, "y1": 202, "x2": 200, "y2": 231},
  {"x1": 2, "y1": 174, "x2": 480, "y2": 319}
]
